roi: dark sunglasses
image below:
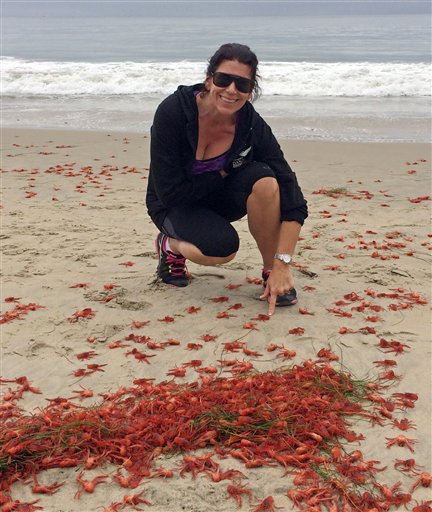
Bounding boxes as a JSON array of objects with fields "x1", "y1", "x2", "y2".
[{"x1": 211, "y1": 71, "x2": 254, "y2": 93}]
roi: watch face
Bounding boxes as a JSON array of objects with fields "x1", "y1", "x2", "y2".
[{"x1": 275, "y1": 253, "x2": 292, "y2": 264}]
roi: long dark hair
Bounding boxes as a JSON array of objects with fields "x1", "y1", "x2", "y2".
[{"x1": 202, "y1": 43, "x2": 261, "y2": 102}]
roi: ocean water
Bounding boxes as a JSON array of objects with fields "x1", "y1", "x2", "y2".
[{"x1": 2, "y1": 14, "x2": 431, "y2": 141}]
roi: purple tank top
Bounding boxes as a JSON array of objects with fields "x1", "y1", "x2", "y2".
[{"x1": 191, "y1": 152, "x2": 229, "y2": 175}]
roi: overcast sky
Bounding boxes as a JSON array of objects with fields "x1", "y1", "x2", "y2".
[{"x1": 3, "y1": 1, "x2": 431, "y2": 17}]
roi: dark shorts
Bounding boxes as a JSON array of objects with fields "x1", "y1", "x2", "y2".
[{"x1": 157, "y1": 162, "x2": 276, "y2": 257}]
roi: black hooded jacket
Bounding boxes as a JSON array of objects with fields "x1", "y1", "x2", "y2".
[{"x1": 146, "y1": 84, "x2": 308, "y2": 227}]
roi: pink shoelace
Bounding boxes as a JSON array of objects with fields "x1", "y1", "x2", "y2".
[{"x1": 165, "y1": 251, "x2": 187, "y2": 277}]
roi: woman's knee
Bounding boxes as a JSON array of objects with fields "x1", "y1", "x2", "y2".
[
  {"x1": 250, "y1": 176, "x2": 279, "y2": 200},
  {"x1": 236, "y1": 161, "x2": 278, "y2": 200},
  {"x1": 201, "y1": 227, "x2": 240, "y2": 258},
  {"x1": 162, "y1": 207, "x2": 239, "y2": 259}
]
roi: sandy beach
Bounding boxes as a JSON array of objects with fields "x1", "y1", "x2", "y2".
[{"x1": 1, "y1": 128, "x2": 431, "y2": 511}]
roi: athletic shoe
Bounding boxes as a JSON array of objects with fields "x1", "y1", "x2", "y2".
[
  {"x1": 262, "y1": 270, "x2": 298, "y2": 307},
  {"x1": 156, "y1": 233, "x2": 189, "y2": 287}
]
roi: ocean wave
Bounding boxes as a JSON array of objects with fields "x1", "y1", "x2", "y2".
[{"x1": 1, "y1": 57, "x2": 430, "y2": 97}]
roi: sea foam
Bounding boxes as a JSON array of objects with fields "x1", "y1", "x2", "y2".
[{"x1": 2, "y1": 58, "x2": 430, "y2": 97}]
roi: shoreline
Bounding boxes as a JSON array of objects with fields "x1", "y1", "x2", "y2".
[{"x1": 2, "y1": 93, "x2": 430, "y2": 143}]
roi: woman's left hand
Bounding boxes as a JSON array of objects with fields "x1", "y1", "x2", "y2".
[{"x1": 260, "y1": 261, "x2": 295, "y2": 316}]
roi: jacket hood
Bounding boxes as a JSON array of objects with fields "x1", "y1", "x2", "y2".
[{"x1": 175, "y1": 84, "x2": 201, "y2": 122}]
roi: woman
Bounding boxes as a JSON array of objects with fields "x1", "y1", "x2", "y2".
[{"x1": 146, "y1": 43, "x2": 308, "y2": 316}]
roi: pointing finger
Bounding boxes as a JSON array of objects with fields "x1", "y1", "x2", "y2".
[{"x1": 268, "y1": 293, "x2": 277, "y2": 316}]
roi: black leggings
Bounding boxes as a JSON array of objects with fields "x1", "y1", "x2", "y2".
[{"x1": 158, "y1": 162, "x2": 276, "y2": 257}]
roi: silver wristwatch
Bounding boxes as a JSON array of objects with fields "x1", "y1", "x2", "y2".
[{"x1": 274, "y1": 253, "x2": 292, "y2": 265}]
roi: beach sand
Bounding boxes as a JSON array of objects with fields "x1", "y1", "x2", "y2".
[{"x1": 1, "y1": 128, "x2": 431, "y2": 511}]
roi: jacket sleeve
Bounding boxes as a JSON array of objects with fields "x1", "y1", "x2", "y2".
[
  {"x1": 150, "y1": 99, "x2": 224, "y2": 207},
  {"x1": 253, "y1": 117, "x2": 308, "y2": 225}
]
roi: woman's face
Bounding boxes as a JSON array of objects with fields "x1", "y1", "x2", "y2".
[{"x1": 205, "y1": 60, "x2": 253, "y2": 116}]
